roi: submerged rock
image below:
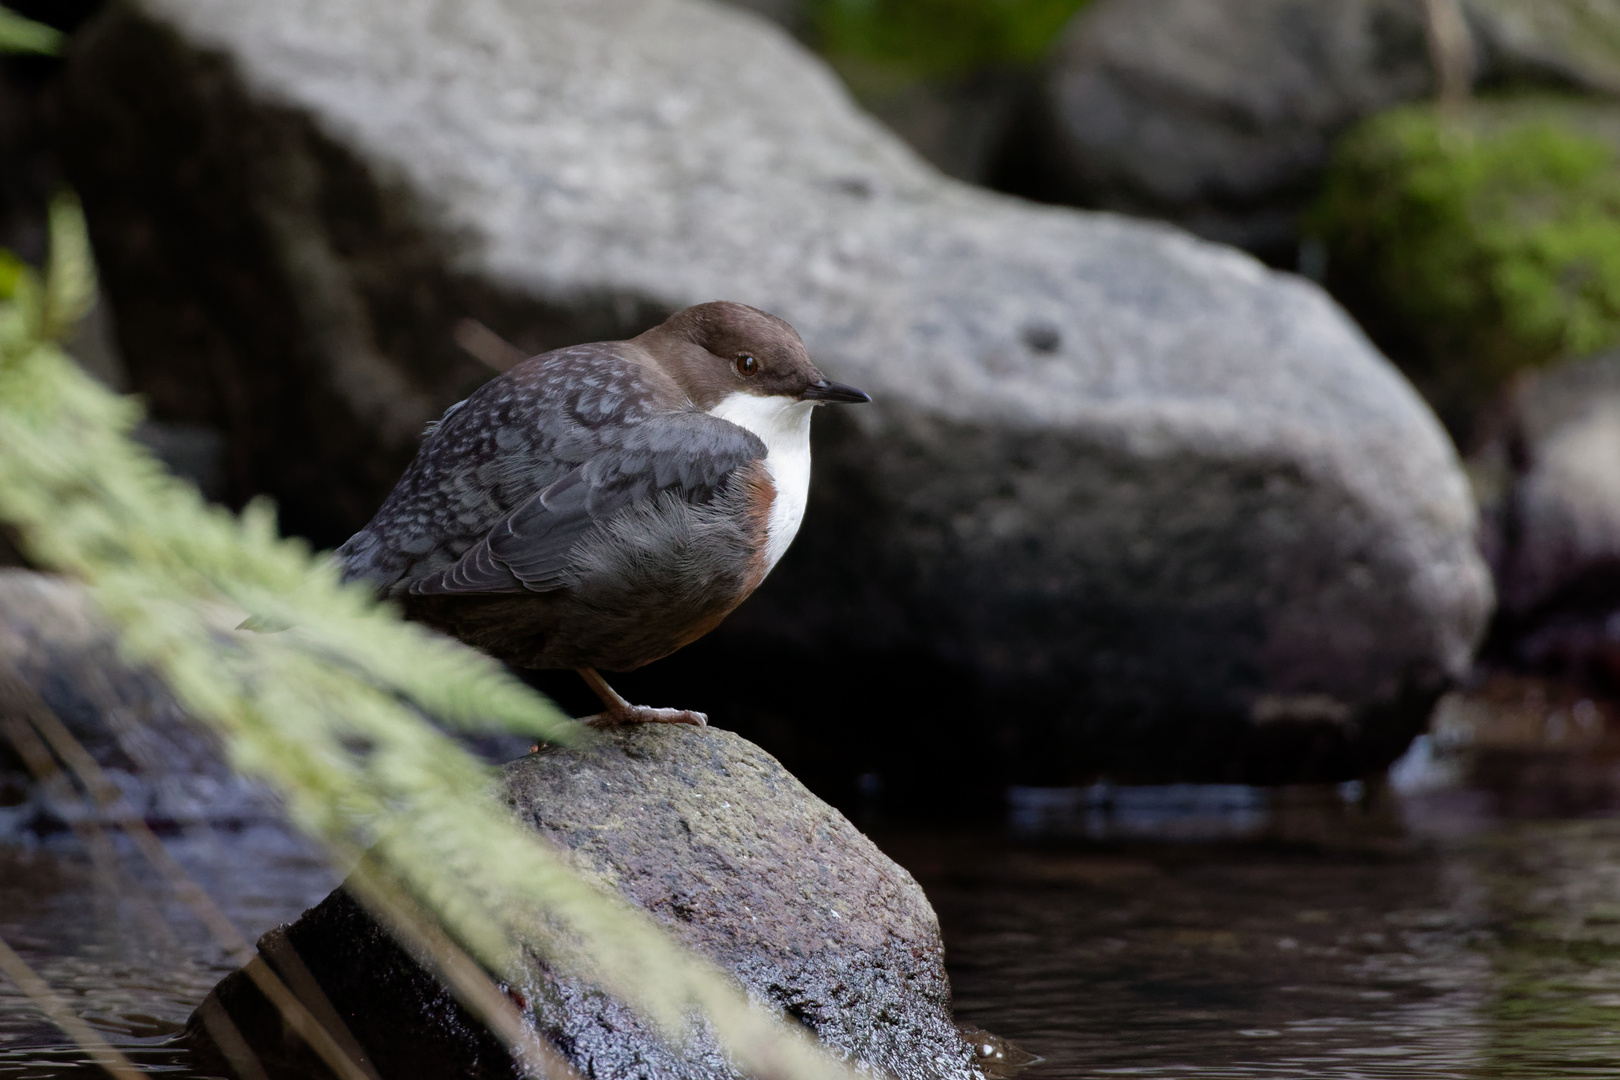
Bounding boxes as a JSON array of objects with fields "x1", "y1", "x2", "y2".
[
  {"x1": 183, "y1": 726, "x2": 982, "y2": 1080},
  {"x1": 51, "y1": 0, "x2": 1490, "y2": 787}
]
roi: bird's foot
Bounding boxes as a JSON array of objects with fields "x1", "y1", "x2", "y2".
[
  {"x1": 583, "y1": 705, "x2": 708, "y2": 729},
  {"x1": 573, "y1": 668, "x2": 707, "y2": 728}
]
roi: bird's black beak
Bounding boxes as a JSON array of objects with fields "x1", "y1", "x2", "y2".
[{"x1": 802, "y1": 378, "x2": 871, "y2": 404}]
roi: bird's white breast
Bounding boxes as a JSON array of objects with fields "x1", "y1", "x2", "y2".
[{"x1": 708, "y1": 392, "x2": 815, "y2": 575}]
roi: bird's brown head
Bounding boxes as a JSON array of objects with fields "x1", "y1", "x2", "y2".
[{"x1": 633, "y1": 301, "x2": 870, "y2": 411}]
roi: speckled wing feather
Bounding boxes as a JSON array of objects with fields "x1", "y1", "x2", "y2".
[
  {"x1": 412, "y1": 411, "x2": 766, "y2": 594},
  {"x1": 337, "y1": 343, "x2": 765, "y2": 596}
]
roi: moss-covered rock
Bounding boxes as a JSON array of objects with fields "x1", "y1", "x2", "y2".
[{"x1": 1309, "y1": 96, "x2": 1620, "y2": 435}]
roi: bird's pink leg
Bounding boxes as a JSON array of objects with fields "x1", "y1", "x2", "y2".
[{"x1": 575, "y1": 667, "x2": 708, "y2": 728}]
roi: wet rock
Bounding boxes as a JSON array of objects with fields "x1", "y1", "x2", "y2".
[
  {"x1": 0, "y1": 569, "x2": 276, "y2": 835},
  {"x1": 50, "y1": 0, "x2": 1490, "y2": 788},
  {"x1": 183, "y1": 725, "x2": 981, "y2": 1080}
]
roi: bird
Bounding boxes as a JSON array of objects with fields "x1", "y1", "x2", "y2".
[{"x1": 336, "y1": 301, "x2": 870, "y2": 727}]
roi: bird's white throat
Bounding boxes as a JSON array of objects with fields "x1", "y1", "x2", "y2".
[{"x1": 708, "y1": 392, "x2": 816, "y2": 574}]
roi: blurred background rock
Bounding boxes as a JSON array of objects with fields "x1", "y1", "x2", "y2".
[{"x1": 6, "y1": 0, "x2": 1620, "y2": 818}]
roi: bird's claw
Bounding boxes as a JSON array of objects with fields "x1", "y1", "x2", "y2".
[{"x1": 584, "y1": 706, "x2": 708, "y2": 729}]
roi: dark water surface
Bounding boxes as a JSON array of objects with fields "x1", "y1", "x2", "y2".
[
  {"x1": 0, "y1": 825, "x2": 338, "y2": 1078},
  {"x1": 5, "y1": 677, "x2": 1620, "y2": 1078},
  {"x1": 890, "y1": 677, "x2": 1620, "y2": 1079},
  {"x1": 895, "y1": 810, "x2": 1620, "y2": 1078}
]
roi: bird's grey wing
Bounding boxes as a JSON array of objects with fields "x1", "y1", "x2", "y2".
[
  {"x1": 407, "y1": 410, "x2": 766, "y2": 595},
  {"x1": 337, "y1": 343, "x2": 676, "y2": 592}
]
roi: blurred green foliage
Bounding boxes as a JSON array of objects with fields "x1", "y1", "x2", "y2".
[
  {"x1": 813, "y1": 0, "x2": 1090, "y2": 78},
  {"x1": 0, "y1": 250, "x2": 25, "y2": 300},
  {"x1": 0, "y1": 4, "x2": 62, "y2": 55},
  {"x1": 1310, "y1": 98, "x2": 1620, "y2": 420}
]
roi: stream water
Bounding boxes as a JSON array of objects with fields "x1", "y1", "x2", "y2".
[{"x1": 3, "y1": 676, "x2": 1620, "y2": 1079}]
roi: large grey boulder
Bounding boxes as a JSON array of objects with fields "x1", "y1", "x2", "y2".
[
  {"x1": 1010, "y1": 0, "x2": 1620, "y2": 259},
  {"x1": 183, "y1": 726, "x2": 984, "y2": 1080},
  {"x1": 51, "y1": 0, "x2": 1491, "y2": 787}
]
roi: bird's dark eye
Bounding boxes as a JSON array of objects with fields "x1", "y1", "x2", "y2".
[{"x1": 735, "y1": 354, "x2": 759, "y2": 377}]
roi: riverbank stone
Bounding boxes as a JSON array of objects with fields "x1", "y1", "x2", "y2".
[
  {"x1": 50, "y1": 0, "x2": 1492, "y2": 789},
  {"x1": 182, "y1": 725, "x2": 983, "y2": 1080}
]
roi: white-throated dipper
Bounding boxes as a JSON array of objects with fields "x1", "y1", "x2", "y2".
[{"x1": 337, "y1": 302, "x2": 870, "y2": 726}]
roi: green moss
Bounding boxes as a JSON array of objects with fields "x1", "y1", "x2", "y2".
[
  {"x1": 1309, "y1": 97, "x2": 1620, "y2": 424},
  {"x1": 812, "y1": 0, "x2": 1091, "y2": 79}
]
